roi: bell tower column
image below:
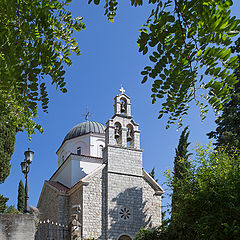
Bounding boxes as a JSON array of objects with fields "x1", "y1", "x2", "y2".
[{"x1": 103, "y1": 88, "x2": 145, "y2": 239}]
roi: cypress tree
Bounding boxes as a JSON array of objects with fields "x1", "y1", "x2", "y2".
[
  {"x1": 171, "y1": 126, "x2": 191, "y2": 216},
  {"x1": 149, "y1": 167, "x2": 158, "y2": 182},
  {"x1": 0, "y1": 194, "x2": 9, "y2": 213},
  {"x1": 17, "y1": 180, "x2": 25, "y2": 213},
  {"x1": 207, "y1": 38, "x2": 240, "y2": 151}
]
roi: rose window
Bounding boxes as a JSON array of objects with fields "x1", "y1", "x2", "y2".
[{"x1": 118, "y1": 206, "x2": 132, "y2": 221}]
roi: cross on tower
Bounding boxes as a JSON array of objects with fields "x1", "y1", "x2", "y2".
[{"x1": 119, "y1": 86, "x2": 125, "y2": 95}]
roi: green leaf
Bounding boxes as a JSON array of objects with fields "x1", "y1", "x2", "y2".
[
  {"x1": 149, "y1": 56, "x2": 157, "y2": 62},
  {"x1": 141, "y1": 76, "x2": 148, "y2": 83},
  {"x1": 197, "y1": 49, "x2": 202, "y2": 57},
  {"x1": 143, "y1": 47, "x2": 148, "y2": 55},
  {"x1": 94, "y1": 0, "x2": 100, "y2": 4},
  {"x1": 141, "y1": 71, "x2": 148, "y2": 75}
]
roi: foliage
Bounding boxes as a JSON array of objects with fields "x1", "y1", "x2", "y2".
[
  {"x1": 171, "y1": 126, "x2": 191, "y2": 217},
  {"x1": 207, "y1": 37, "x2": 240, "y2": 151},
  {"x1": 149, "y1": 167, "x2": 158, "y2": 182},
  {"x1": 0, "y1": 195, "x2": 9, "y2": 213},
  {"x1": 0, "y1": 0, "x2": 85, "y2": 135},
  {"x1": 135, "y1": 210, "x2": 170, "y2": 240},
  {"x1": 17, "y1": 180, "x2": 25, "y2": 213},
  {"x1": 0, "y1": 116, "x2": 16, "y2": 183},
  {"x1": 135, "y1": 227, "x2": 162, "y2": 240},
  {"x1": 88, "y1": 0, "x2": 239, "y2": 127},
  {"x1": 136, "y1": 145, "x2": 240, "y2": 240},
  {"x1": 171, "y1": 145, "x2": 240, "y2": 239},
  {"x1": 0, "y1": 115, "x2": 16, "y2": 207},
  {"x1": 173, "y1": 126, "x2": 191, "y2": 180},
  {"x1": 4, "y1": 205, "x2": 21, "y2": 214}
]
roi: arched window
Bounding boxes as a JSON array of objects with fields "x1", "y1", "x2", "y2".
[
  {"x1": 126, "y1": 124, "x2": 133, "y2": 147},
  {"x1": 120, "y1": 97, "x2": 127, "y2": 114},
  {"x1": 118, "y1": 235, "x2": 132, "y2": 240},
  {"x1": 99, "y1": 145, "x2": 103, "y2": 158},
  {"x1": 114, "y1": 122, "x2": 122, "y2": 144},
  {"x1": 77, "y1": 147, "x2": 81, "y2": 155}
]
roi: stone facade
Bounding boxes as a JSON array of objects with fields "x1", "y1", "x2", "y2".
[
  {"x1": 142, "y1": 176, "x2": 162, "y2": 228},
  {"x1": 38, "y1": 183, "x2": 59, "y2": 223},
  {"x1": 68, "y1": 185, "x2": 83, "y2": 224},
  {"x1": 105, "y1": 146, "x2": 142, "y2": 176},
  {"x1": 37, "y1": 89, "x2": 164, "y2": 240},
  {"x1": 82, "y1": 167, "x2": 105, "y2": 239},
  {"x1": 58, "y1": 194, "x2": 69, "y2": 224},
  {"x1": 107, "y1": 172, "x2": 145, "y2": 239}
]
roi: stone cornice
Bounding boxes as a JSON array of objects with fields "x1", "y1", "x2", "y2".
[
  {"x1": 107, "y1": 170, "x2": 142, "y2": 178},
  {"x1": 106, "y1": 144, "x2": 143, "y2": 152}
]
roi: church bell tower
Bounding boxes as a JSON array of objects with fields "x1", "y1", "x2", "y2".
[{"x1": 103, "y1": 88, "x2": 144, "y2": 240}]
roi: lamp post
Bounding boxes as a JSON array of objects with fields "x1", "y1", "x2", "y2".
[{"x1": 20, "y1": 148, "x2": 34, "y2": 213}]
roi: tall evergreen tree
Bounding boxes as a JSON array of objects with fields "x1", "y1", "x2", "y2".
[
  {"x1": 149, "y1": 167, "x2": 158, "y2": 182},
  {"x1": 207, "y1": 38, "x2": 240, "y2": 151},
  {"x1": 0, "y1": 195, "x2": 8, "y2": 213},
  {"x1": 171, "y1": 126, "x2": 191, "y2": 217},
  {"x1": 17, "y1": 180, "x2": 25, "y2": 213}
]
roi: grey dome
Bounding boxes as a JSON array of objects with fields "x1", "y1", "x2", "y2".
[{"x1": 64, "y1": 121, "x2": 105, "y2": 142}]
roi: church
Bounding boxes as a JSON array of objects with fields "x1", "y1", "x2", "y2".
[{"x1": 37, "y1": 88, "x2": 164, "y2": 240}]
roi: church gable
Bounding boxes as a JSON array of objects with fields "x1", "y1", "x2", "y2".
[
  {"x1": 50, "y1": 154, "x2": 103, "y2": 188},
  {"x1": 37, "y1": 182, "x2": 61, "y2": 223},
  {"x1": 142, "y1": 169, "x2": 164, "y2": 195}
]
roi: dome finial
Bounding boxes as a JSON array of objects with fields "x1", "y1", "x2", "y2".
[{"x1": 82, "y1": 107, "x2": 91, "y2": 121}]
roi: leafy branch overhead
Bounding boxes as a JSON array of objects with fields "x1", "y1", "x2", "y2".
[
  {"x1": 89, "y1": 0, "x2": 240, "y2": 128},
  {"x1": 0, "y1": 0, "x2": 85, "y2": 135}
]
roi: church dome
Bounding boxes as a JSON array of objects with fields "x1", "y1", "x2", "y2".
[{"x1": 64, "y1": 121, "x2": 105, "y2": 142}]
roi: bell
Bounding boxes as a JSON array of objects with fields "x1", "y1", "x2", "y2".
[
  {"x1": 120, "y1": 102, "x2": 126, "y2": 113},
  {"x1": 127, "y1": 131, "x2": 132, "y2": 142},
  {"x1": 115, "y1": 128, "x2": 120, "y2": 139}
]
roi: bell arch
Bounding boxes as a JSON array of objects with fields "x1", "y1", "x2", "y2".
[
  {"x1": 120, "y1": 97, "x2": 127, "y2": 114},
  {"x1": 118, "y1": 234, "x2": 132, "y2": 240},
  {"x1": 114, "y1": 122, "x2": 122, "y2": 145},
  {"x1": 114, "y1": 90, "x2": 131, "y2": 116},
  {"x1": 126, "y1": 124, "x2": 134, "y2": 147}
]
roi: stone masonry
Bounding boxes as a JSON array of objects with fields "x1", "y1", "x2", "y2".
[
  {"x1": 82, "y1": 167, "x2": 105, "y2": 239},
  {"x1": 37, "y1": 89, "x2": 164, "y2": 240},
  {"x1": 103, "y1": 91, "x2": 163, "y2": 240},
  {"x1": 0, "y1": 214, "x2": 35, "y2": 240},
  {"x1": 38, "y1": 183, "x2": 59, "y2": 223}
]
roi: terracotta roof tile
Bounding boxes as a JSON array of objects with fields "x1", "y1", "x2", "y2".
[{"x1": 46, "y1": 181, "x2": 70, "y2": 192}]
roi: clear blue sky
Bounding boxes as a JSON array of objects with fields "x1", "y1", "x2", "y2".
[{"x1": 1, "y1": 1, "x2": 239, "y2": 212}]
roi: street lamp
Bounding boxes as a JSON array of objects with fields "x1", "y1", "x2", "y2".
[{"x1": 20, "y1": 148, "x2": 34, "y2": 213}]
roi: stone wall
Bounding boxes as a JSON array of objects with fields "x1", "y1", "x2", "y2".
[
  {"x1": 82, "y1": 167, "x2": 105, "y2": 239},
  {"x1": 142, "y1": 177, "x2": 162, "y2": 228},
  {"x1": 38, "y1": 183, "x2": 59, "y2": 223},
  {"x1": 0, "y1": 214, "x2": 35, "y2": 240},
  {"x1": 58, "y1": 194, "x2": 69, "y2": 225},
  {"x1": 107, "y1": 146, "x2": 143, "y2": 176},
  {"x1": 69, "y1": 186, "x2": 83, "y2": 223},
  {"x1": 107, "y1": 172, "x2": 145, "y2": 240}
]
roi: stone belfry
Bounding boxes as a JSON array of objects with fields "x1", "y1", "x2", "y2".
[{"x1": 103, "y1": 87, "x2": 144, "y2": 240}]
